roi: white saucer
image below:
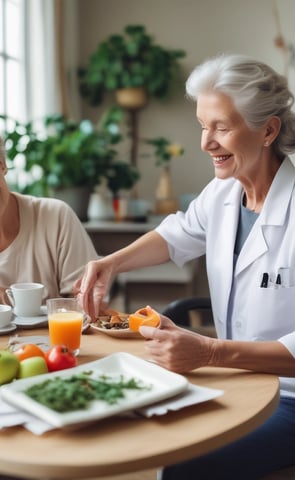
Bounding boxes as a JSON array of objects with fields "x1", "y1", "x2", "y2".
[
  {"x1": 13, "y1": 305, "x2": 48, "y2": 329},
  {"x1": 0, "y1": 323, "x2": 17, "y2": 335}
]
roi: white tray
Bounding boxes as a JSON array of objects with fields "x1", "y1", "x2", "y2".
[{"x1": 0, "y1": 352, "x2": 189, "y2": 428}]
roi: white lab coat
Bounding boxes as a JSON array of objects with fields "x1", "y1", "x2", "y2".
[{"x1": 156, "y1": 156, "x2": 295, "y2": 397}]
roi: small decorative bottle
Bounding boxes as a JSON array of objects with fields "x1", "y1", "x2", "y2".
[{"x1": 155, "y1": 166, "x2": 179, "y2": 215}]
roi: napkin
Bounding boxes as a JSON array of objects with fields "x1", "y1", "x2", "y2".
[
  {"x1": 0, "y1": 397, "x2": 53, "y2": 434},
  {"x1": 0, "y1": 384, "x2": 223, "y2": 435},
  {"x1": 8, "y1": 335, "x2": 50, "y2": 351},
  {"x1": 135, "y1": 383, "x2": 223, "y2": 417}
]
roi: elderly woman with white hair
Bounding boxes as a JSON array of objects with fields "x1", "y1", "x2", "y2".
[{"x1": 76, "y1": 53, "x2": 295, "y2": 478}]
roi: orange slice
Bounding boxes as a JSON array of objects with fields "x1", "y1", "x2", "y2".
[{"x1": 129, "y1": 306, "x2": 160, "y2": 332}]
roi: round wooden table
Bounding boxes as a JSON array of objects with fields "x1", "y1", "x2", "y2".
[{"x1": 0, "y1": 327, "x2": 279, "y2": 479}]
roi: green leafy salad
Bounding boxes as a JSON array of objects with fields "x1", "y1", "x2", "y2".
[{"x1": 24, "y1": 372, "x2": 151, "y2": 413}]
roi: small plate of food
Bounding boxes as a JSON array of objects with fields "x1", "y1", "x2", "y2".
[
  {"x1": 90, "y1": 306, "x2": 160, "y2": 339},
  {"x1": 90, "y1": 312, "x2": 142, "y2": 338}
]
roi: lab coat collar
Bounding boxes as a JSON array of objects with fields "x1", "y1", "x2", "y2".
[
  {"x1": 235, "y1": 157, "x2": 295, "y2": 274},
  {"x1": 259, "y1": 157, "x2": 295, "y2": 226}
]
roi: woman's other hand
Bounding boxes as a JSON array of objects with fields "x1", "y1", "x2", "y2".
[{"x1": 140, "y1": 316, "x2": 217, "y2": 373}]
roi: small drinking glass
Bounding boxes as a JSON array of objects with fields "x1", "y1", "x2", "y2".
[{"x1": 47, "y1": 298, "x2": 83, "y2": 356}]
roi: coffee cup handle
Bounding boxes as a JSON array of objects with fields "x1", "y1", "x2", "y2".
[{"x1": 5, "y1": 289, "x2": 15, "y2": 307}]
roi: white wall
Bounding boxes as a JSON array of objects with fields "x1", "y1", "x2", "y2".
[{"x1": 68, "y1": 0, "x2": 295, "y2": 204}]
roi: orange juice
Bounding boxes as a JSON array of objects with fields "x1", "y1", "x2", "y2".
[{"x1": 48, "y1": 311, "x2": 83, "y2": 351}]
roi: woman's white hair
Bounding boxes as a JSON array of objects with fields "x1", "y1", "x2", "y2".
[{"x1": 186, "y1": 53, "x2": 295, "y2": 157}]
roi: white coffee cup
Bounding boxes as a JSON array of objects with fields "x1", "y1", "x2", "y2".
[
  {"x1": 0, "y1": 305, "x2": 12, "y2": 328},
  {"x1": 6, "y1": 282, "x2": 44, "y2": 317}
]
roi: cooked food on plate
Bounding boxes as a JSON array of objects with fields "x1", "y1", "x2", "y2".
[{"x1": 96, "y1": 306, "x2": 160, "y2": 332}]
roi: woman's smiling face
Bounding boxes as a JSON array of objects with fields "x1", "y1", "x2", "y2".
[{"x1": 196, "y1": 91, "x2": 268, "y2": 182}]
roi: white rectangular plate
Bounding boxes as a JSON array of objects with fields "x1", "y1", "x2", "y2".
[{"x1": 0, "y1": 352, "x2": 188, "y2": 428}]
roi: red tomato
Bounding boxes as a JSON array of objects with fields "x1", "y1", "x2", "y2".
[
  {"x1": 13, "y1": 344, "x2": 45, "y2": 362},
  {"x1": 45, "y1": 345, "x2": 77, "y2": 372}
]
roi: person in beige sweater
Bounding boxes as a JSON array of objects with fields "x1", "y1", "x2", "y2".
[{"x1": 0, "y1": 137, "x2": 99, "y2": 305}]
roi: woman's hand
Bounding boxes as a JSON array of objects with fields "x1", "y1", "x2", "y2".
[
  {"x1": 141, "y1": 316, "x2": 295, "y2": 377},
  {"x1": 73, "y1": 231, "x2": 171, "y2": 321},
  {"x1": 140, "y1": 316, "x2": 217, "y2": 373},
  {"x1": 73, "y1": 259, "x2": 115, "y2": 321}
]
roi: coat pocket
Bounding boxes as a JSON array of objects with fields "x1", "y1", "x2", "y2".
[{"x1": 246, "y1": 285, "x2": 295, "y2": 340}]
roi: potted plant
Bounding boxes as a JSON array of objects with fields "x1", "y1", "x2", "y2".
[
  {"x1": 1, "y1": 107, "x2": 140, "y2": 220},
  {"x1": 79, "y1": 25, "x2": 186, "y2": 170},
  {"x1": 78, "y1": 24, "x2": 186, "y2": 108}
]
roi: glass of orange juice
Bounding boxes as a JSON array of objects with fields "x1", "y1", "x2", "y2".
[{"x1": 46, "y1": 298, "x2": 83, "y2": 356}]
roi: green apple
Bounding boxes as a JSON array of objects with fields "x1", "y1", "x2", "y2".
[
  {"x1": 0, "y1": 350, "x2": 20, "y2": 385},
  {"x1": 18, "y1": 356, "x2": 48, "y2": 379}
]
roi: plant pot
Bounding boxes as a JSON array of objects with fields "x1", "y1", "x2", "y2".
[
  {"x1": 115, "y1": 87, "x2": 147, "y2": 110},
  {"x1": 51, "y1": 186, "x2": 92, "y2": 221}
]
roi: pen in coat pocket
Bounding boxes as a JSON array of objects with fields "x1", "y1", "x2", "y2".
[{"x1": 260, "y1": 272, "x2": 269, "y2": 288}]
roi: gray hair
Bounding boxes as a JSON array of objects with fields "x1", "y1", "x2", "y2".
[{"x1": 186, "y1": 53, "x2": 295, "y2": 158}]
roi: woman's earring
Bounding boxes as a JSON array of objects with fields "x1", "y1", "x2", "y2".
[{"x1": 264, "y1": 141, "x2": 269, "y2": 147}]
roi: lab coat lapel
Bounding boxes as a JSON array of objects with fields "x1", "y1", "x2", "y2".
[
  {"x1": 235, "y1": 226, "x2": 267, "y2": 274},
  {"x1": 221, "y1": 183, "x2": 241, "y2": 270},
  {"x1": 235, "y1": 157, "x2": 295, "y2": 275},
  {"x1": 211, "y1": 182, "x2": 241, "y2": 331}
]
